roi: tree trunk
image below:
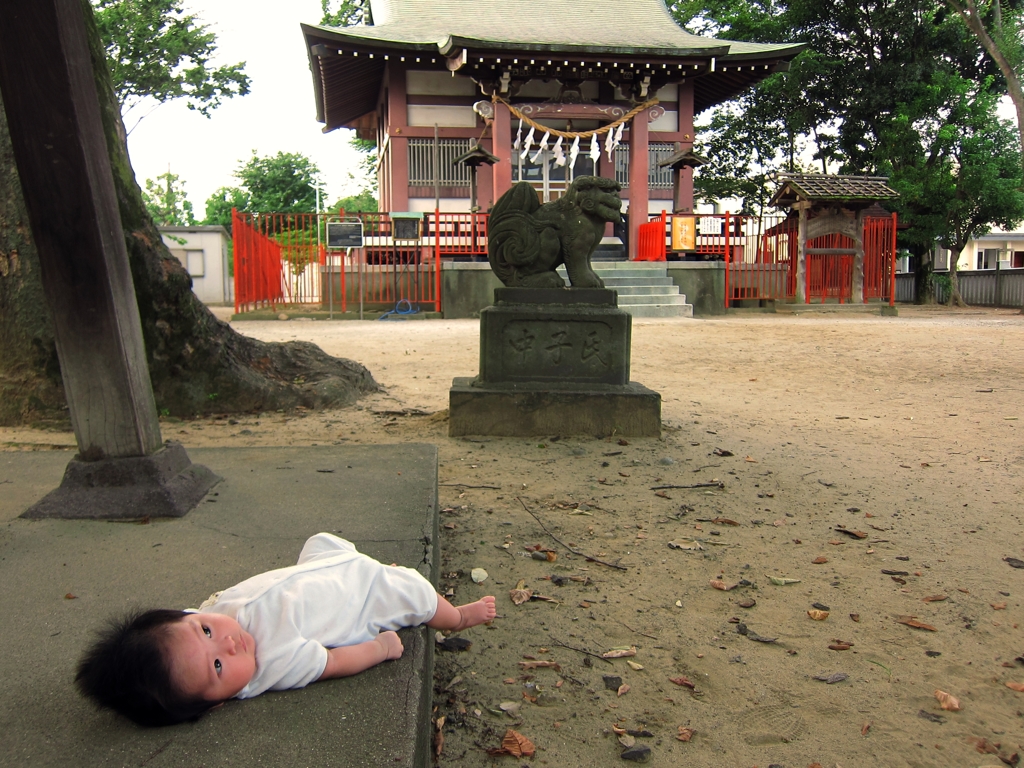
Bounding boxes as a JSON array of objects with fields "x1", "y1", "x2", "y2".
[
  {"x1": 948, "y1": 248, "x2": 969, "y2": 307},
  {"x1": 912, "y1": 246, "x2": 935, "y2": 305},
  {"x1": 0, "y1": 1, "x2": 378, "y2": 426}
]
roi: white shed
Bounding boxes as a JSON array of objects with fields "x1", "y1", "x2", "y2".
[{"x1": 158, "y1": 226, "x2": 232, "y2": 305}]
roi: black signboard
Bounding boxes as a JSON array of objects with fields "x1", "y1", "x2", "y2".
[
  {"x1": 326, "y1": 220, "x2": 363, "y2": 248},
  {"x1": 393, "y1": 217, "x2": 421, "y2": 241}
]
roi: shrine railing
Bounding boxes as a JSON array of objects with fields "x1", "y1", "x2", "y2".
[{"x1": 233, "y1": 210, "x2": 489, "y2": 314}]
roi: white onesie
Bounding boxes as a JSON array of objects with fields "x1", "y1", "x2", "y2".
[{"x1": 199, "y1": 533, "x2": 438, "y2": 698}]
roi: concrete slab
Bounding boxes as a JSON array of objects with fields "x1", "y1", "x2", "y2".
[{"x1": 0, "y1": 444, "x2": 439, "y2": 768}]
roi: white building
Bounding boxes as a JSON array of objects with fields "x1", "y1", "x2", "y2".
[
  {"x1": 158, "y1": 226, "x2": 233, "y2": 305},
  {"x1": 935, "y1": 228, "x2": 1024, "y2": 271}
]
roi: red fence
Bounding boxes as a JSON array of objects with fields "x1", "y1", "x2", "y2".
[
  {"x1": 233, "y1": 210, "x2": 489, "y2": 314},
  {"x1": 643, "y1": 211, "x2": 898, "y2": 307}
]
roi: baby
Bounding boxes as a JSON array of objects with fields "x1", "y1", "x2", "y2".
[{"x1": 76, "y1": 532, "x2": 496, "y2": 726}]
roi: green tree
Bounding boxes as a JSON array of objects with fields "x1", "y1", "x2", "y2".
[
  {"x1": 946, "y1": 0, "x2": 1024, "y2": 163},
  {"x1": 93, "y1": 0, "x2": 250, "y2": 130},
  {"x1": 329, "y1": 191, "x2": 378, "y2": 214},
  {"x1": 236, "y1": 151, "x2": 323, "y2": 214},
  {"x1": 142, "y1": 169, "x2": 195, "y2": 226},
  {"x1": 202, "y1": 186, "x2": 248, "y2": 230},
  {"x1": 320, "y1": 0, "x2": 372, "y2": 27}
]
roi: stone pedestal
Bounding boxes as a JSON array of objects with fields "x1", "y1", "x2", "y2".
[
  {"x1": 21, "y1": 442, "x2": 220, "y2": 520},
  {"x1": 449, "y1": 288, "x2": 660, "y2": 437}
]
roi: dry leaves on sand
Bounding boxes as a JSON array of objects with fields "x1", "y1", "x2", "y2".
[
  {"x1": 896, "y1": 616, "x2": 938, "y2": 631},
  {"x1": 509, "y1": 579, "x2": 533, "y2": 606},
  {"x1": 518, "y1": 660, "x2": 561, "y2": 671},
  {"x1": 676, "y1": 727, "x2": 695, "y2": 742},
  {"x1": 922, "y1": 594, "x2": 948, "y2": 603},
  {"x1": 812, "y1": 556, "x2": 828, "y2": 564},
  {"x1": 669, "y1": 676, "x2": 696, "y2": 689},
  {"x1": 710, "y1": 579, "x2": 738, "y2": 591},
  {"x1": 935, "y1": 689, "x2": 961, "y2": 711},
  {"x1": 487, "y1": 730, "x2": 536, "y2": 758},
  {"x1": 617, "y1": 684, "x2": 630, "y2": 696},
  {"x1": 807, "y1": 609, "x2": 830, "y2": 621},
  {"x1": 602, "y1": 646, "x2": 637, "y2": 659},
  {"x1": 1005, "y1": 681, "x2": 1024, "y2": 692}
]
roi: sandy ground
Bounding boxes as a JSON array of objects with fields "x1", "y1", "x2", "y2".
[{"x1": 5, "y1": 306, "x2": 1024, "y2": 767}]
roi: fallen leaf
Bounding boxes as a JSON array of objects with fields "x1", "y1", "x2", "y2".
[
  {"x1": 64, "y1": 593, "x2": 77, "y2": 600},
  {"x1": 710, "y1": 579, "x2": 737, "y2": 591},
  {"x1": 510, "y1": 578, "x2": 533, "y2": 606},
  {"x1": 497, "y1": 729, "x2": 535, "y2": 758},
  {"x1": 499, "y1": 701, "x2": 521, "y2": 716},
  {"x1": 655, "y1": 491, "x2": 671, "y2": 499},
  {"x1": 934, "y1": 689, "x2": 961, "y2": 711},
  {"x1": 503, "y1": 677, "x2": 516, "y2": 684},
  {"x1": 617, "y1": 683, "x2": 630, "y2": 696},
  {"x1": 922, "y1": 595, "x2": 948, "y2": 603},
  {"x1": 669, "y1": 676, "x2": 696, "y2": 689},
  {"x1": 896, "y1": 616, "x2": 937, "y2": 631},
  {"x1": 471, "y1": 568, "x2": 488, "y2": 583},
  {"x1": 518, "y1": 660, "x2": 561, "y2": 671},
  {"x1": 813, "y1": 672, "x2": 848, "y2": 684},
  {"x1": 850, "y1": 613, "x2": 861, "y2": 622},
  {"x1": 545, "y1": 551, "x2": 557, "y2": 562},
  {"x1": 768, "y1": 575, "x2": 801, "y2": 586},
  {"x1": 834, "y1": 526, "x2": 868, "y2": 539},
  {"x1": 807, "y1": 609, "x2": 829, "y2": 621},
  {"x1": 1005, "y1": 681, "x2": 1024, "y2": 692},
  {"x1": 812, "y1": 556, "x2": 829, "y2": 564},
  {"x1": 992, "y1": 602, "x2": 1008, "y2": 610},
  {"x1": 712, "y1": 517, "x2": 740, "y2": 526},
  {"x1": 744, "y1": 456, "x2": 757, "y2": 463},
  {"x1": 627, "y1": 661, "x2": 644, "y2": 671},
  {"x1": 861, "y1": 721, "x2": 871, "y2": 736},
  {"x1": 676, "y1": 727, "x2": 695, "y2": 742},
  {"x1": 602, "y1": 646, "x2": 637, "y2": 659},
  {"x1": 829, "y1": 642, "x2": 853, "y2": 651}
]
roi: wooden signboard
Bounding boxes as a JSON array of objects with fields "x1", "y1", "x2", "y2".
[
  {"x1": 671, "y1": 215, "x2": 696, "y2": 251},
  {"x1": 326, "y1": 220, "x2": 363, "y2": 249}
]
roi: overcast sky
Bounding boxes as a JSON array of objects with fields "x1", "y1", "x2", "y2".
[{"x1": 125, "y1": 1, "x2": 366, "y2": 220}]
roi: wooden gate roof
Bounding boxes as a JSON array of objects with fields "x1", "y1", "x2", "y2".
[
  {"x1": 302, "y1": 0, "x2": 804, "y2": 132},
  {"x1": 770, "y1": 174, "x2": 899, "y2": 208}
]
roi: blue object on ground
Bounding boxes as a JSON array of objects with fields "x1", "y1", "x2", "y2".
[{"x1": 378, "y1": 298, "x2": 420, "y2": 320}]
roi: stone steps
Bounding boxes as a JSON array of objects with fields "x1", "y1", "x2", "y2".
[{"x1": 558, "y1": 262, "x2": 693, "y2": 318}]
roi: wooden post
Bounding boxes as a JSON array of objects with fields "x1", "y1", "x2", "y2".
[
  {"x1": 0, "y1": 0, "x2": 218, "y2": 519},
  {"x1": 627, "y1": 108, "x2": 650, "y2": 260},
  {"x1": 851, "y1": 208, "x2": 866, "y2": 303},
  {"x1": 795, "y1": 202, "x2": 810, "y2": 304},
  {"x1": 0, "y1": 0, "x2": 161, "y2": 460}
]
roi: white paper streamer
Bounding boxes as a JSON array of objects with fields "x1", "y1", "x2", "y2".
[
  {"x1": 589, "y1": 134, "x2": 600, "y2": 162},
  {"x1": 568, "y1": 135, "x2": 580, "y2": 172},
  {"x1": 614, "y1": 121, "x2": 625, "y2": 144},
  {"x1": 530, "y1": 131, "x2": 550, "y2": 163},
  {"x1": 520, "y1": 126, "x2": 536, "y2": 159},
  {"x1": 552, "y1": 136, "x2": 565, "y2": 167},
  {"x1": 605, "y1": 125, "x2": 616, "y2": 161},
  {"x1": 513, "y1": 118, "x2": 523, "y2": 151}
]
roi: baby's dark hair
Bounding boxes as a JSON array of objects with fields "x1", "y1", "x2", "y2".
[{"x1": 75, "y1": 609, "x2": 216, "y2": 727}]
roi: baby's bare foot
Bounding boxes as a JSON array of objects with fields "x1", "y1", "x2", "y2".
[
  {"x1": 455, "y1": 596, "x2": 497, "y2": 631},
  {"x1": 376, "y1": 630, "x2": 404, "y2": 660}
]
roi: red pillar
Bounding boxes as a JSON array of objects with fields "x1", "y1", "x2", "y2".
[
  {"x1": 627, "y1": 109, "x2": 650, "y2": 260},
  {"x1": 492, "y1": 101, "x2": 513, "y2": 204}
]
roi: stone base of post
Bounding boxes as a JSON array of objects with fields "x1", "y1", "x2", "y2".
[{"x1": 21, "y1": 442, "x2": 220, "y2": 520}]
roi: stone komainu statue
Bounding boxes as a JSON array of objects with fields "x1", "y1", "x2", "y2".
[{"x1": 487, "y1": 176, "x2": 623, "y2": 289}]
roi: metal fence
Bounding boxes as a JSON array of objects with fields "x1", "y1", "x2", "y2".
[
  {"x1": 895, "y1": 269, "x2": 1024, "y2": 307},
  {"x1": 233, "y1": 210, "x2": 489, "y2": 314}
]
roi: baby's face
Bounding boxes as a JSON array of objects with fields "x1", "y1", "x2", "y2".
[{"x1": 166, "y1": 613, "x2": 256, "y2": 702}]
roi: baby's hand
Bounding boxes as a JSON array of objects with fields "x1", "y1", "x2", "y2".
[{"x1": 376, "y1": 631, "x2": 404, "y2": 661}]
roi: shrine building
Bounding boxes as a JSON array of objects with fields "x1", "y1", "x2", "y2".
[{"x1": 301, "y1": 0, "x2": 803, "y2": 259}]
